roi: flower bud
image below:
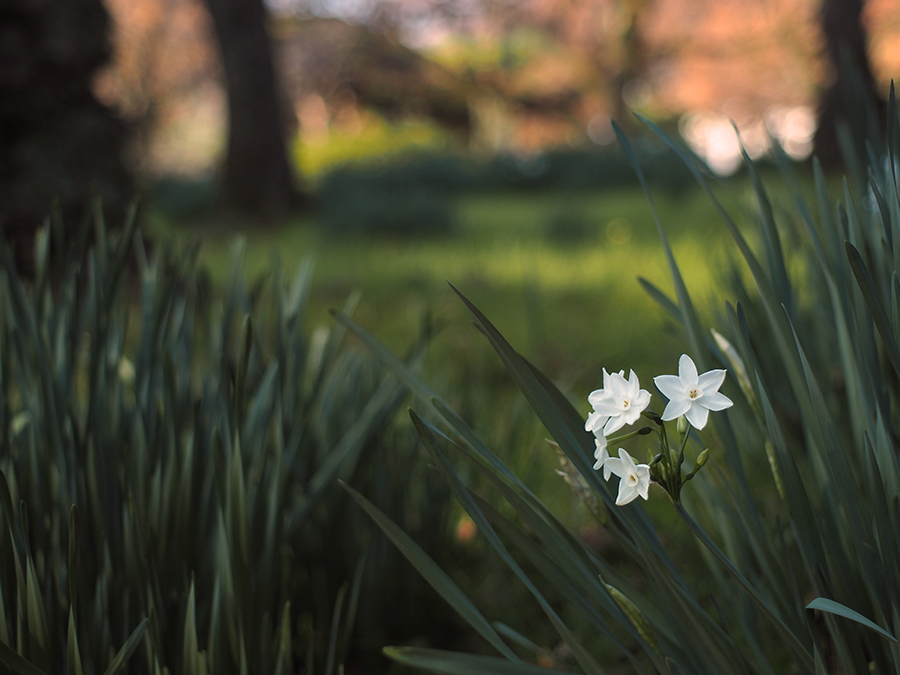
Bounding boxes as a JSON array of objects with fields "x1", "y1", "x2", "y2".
[
  {"x1": 683, "y1": 449, "x2": 709, "y2": 483},
  {"x1": 676, "y1": 414, "x2": 688, "y2": 435}
]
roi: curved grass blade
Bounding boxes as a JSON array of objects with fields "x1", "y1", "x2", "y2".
[
  {"x1": 67, "y1": 607, "x2": 84, "y2": 675},
  {"x1": 612, "y1": 121, "x2": 707, "y2": 368},
  {"x1": 845, "y1": 241, "x2": 900, "y2": 377},
  {"x1": 806, "y1": 598, "x2": 898, "y2": 644},
  {"x1": 632, "y1": 114, "x2": 811, "y2": 413},
  {"x1": 332, "y1": 310, "x2": 521, "y2": 486},
  {"x1": 446, "y1": 284, "x2": 666, "y2": 555},
  {"x1": 324, "y1": 584, "x2": 347, "y2": 675},
  {"x1": 675, "y1": 504, "x2": 814, "y2": 669},
  {"x1": 68, "y1": 505, "x2": 79, "y2": 612},
  {"x1": 182, "y1": 580, "x2": 200, "y2": 675},
  {"x1": 0, "y1": 642, "x2": 48, "y2": 675},
  {"x1": 290, "y1": 377, "x2": 404, "y2": 527},
  {"x1": 384, "y1": 646, "x2": 569, "y2": 675},
  {"x1": 342, "y1": 482, "x2": 520, "y2": 661},
  {"x1": 410, "y1": 411, "x2": 606, "y2": 675},
  {"x1": 101, "y1": 618, "x2": 149, "y2": 675}
]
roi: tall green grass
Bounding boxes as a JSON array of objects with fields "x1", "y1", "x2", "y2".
[
  {"x1": 342, "y1": 89, "x2": 900, "y2": 675},
  {"x1": 0, "y1": 209, "x2": 456, "y2": 673}
]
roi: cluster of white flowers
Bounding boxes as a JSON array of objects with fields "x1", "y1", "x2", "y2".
[{"x1": 585, "y1": 354, "x2": 733, "y2": 506}]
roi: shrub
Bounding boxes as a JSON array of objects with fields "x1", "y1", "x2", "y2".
[
  {"x1": 0, "y1": 213, "x2": 455, "y2": 673},
  {"x1": 318, "y1": 165, "x2": 457, "y2": 238},
  {"x1": 314, "y1": 142, "x2": 698, "y2": 239}
]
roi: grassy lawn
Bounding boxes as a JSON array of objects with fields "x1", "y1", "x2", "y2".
[{"x1": 147, "y1": 182, "x2": 753, "y2": 386}]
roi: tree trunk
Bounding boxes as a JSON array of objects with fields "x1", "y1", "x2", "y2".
[
  {"x1": 203, "y1": 0, "x2": 301, "y2": 221},
  {"x1": 813, "y1": 0, "x2": 883, "y2": 169},
  {"x1": 0, "y1": 0, "x2": 132, "y2": 274}
]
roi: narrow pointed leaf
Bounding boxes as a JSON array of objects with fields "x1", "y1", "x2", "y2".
[
  {"x1": 101, "y1": 619, "x2": 149, "y2": 675},
  {"x1": 845, "y1": 241, "x2": 900, "y2": 377},
  {"x1": 67, "y1": 607, "x2": 84, "y2": 675},
  {"x1": 0, "y1": 641, "x2": 48, "y2": 675},
  {"x1": 343, "y1": 483, "x2": 520, "y2": 661},
  {"x1": 384, "y1": 647, "x2": 568, "y2": 675},
  {"x1": 806, "y1": 598, "x2": 897, "y2": 643}
]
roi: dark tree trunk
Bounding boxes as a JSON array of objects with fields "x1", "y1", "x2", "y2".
[
  {"x1": 0, "y1": 0, "x2": 132, "y2": 273},
  {"x1": 813, "y1": 0, "x2": 884, "y2": 169},
  {"x1": 203, "y1": 0, "x2": 302, "y2": 221}
]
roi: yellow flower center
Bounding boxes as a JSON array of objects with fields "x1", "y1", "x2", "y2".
[{"x1": 688, "y1": 388, "x2": 700, "y2": 400}]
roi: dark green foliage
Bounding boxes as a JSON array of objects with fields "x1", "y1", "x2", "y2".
[
  {"x1": 314, "y1": 142, "x2": 695, "y2": 239},
  {"x1": 543, "y1": 207, "x2": 594, "y2": 244},
  {"x1": 339, "y1": 90, "x2": 900, "y2": 674},
  {"x1": 150, "y1": 178, "x2": 218, "y2": 222},
  {"x1": 0, "y1": 213, "x2": 455, "y2": 673},
  {"x1": 318, "y1": 165, "x2": 457, "y2": 239}
]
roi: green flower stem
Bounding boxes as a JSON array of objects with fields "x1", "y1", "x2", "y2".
[
  {"x1": 677, "y1": 424, "x2": 691, "y2": 463},
  {"x1": 606, "y1": 427, "x2": 655, "y2": 445},
  {"x1": 674, "y1": 503, "x2": 814, "y2": 670}
]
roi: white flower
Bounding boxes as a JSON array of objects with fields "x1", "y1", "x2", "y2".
[
  {"x1": 592, "y1": 434, "x2": 612, "y2": 478},
  {"x1": 653, "y1": 354, "x2": 733, "y2": 430},
  {"x1": 604, "y1": 448, "x2": 651, "y2": 505},
  {"x1": 587, "y1": 370, "x2": 651, "y2": 436},
  {"x1": 584, "y1": 368, "x2": 622, "y2": 436}
]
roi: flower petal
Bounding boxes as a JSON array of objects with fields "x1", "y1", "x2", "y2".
[
  {"x1": 588, "y1": 388, "x2": 610, "y2": 407},
  {"x1": 604, "y1": 457, "x2": 625, "y2": 480},
  {"x1": 633, "y1": 389, "x2": 652, "y2": 412},
  {"x1": 603, "y1": 415, "x2": 627, "y2": 435},
  {"x1": 617, "y1": 448, "x2": 637, "y2": 472},
  {"x1": 616, "y1": 481, "x2": 639, "y2": 505},
  {"x1": 685, "y1": 404, "x2": 710, "y2": 430},
  {"x1": 654, "y1": 374, "x2": 686, "y2": 400},
  {"x1": 626, "y1": 370, "x2": 641, "y2": 397},
  {"x1": 585, "y1": 410, "x2": 608, "y2": 433},
  {"x1": 593, "y1": 437, "x2": 608, "y2": 460},
  {"x1": 592, "y1": 399, "x2": 624, "y2": 416},
  {"x1": 678, "y1": 354, "x2": 699, "y2": 385},
  {"x1": 636, "y1": 469, "x2": 650, "y2": 500},
  {"x1": 607, "y1": 372, "x2": 629, "y2": 397},
  {"x1": 700, "y1": 391, "x2": 733, "y2": 411},
  {"x1": 661, "y1": 397, "x2": 691, "y2": 421},
  {"x1": 698, "y1": 369, "x2": 727, "y2": 393}
]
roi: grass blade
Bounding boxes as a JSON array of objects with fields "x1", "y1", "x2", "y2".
[
  {"x1": 0, "y1": 641, "x2": 48, "y2": 675},
  {"x1": 384, "y1": 646, "x2": 569, "y2": 675},
  {"x1": 806, "y1": 598, "x2": 898, "y2": 644},
  {"x1": 342, "y1": 483, "x2": 520, "y2": 661},
  {"x1": 101, "y1": 618, "x2": 149, "y2": 675}
]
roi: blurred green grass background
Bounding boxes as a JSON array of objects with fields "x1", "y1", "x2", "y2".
[{"x1": 145, "y1": 174, "x2": 776, "y2": 530}]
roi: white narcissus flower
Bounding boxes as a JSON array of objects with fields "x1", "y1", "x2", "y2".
[
  {"x1": 592, "y1": 434, "x2": 612, "y2": 478},
  {"x1": 604, "y1": 448, "x2": 651, "y2": 505},
  {"x1": 653, "y1": 354, "x2": 733, "y2": 430},
  {"x1": 587, "y1": 370, "x2": 651, "y2": 436},
  {"x1": 584, "y1": 368, "x2": 623, "y2": 436}
]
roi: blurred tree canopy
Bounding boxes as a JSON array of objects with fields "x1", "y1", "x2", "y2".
[{"x1": 72, "y1": 0, "x2": 900, "y2": 196}]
